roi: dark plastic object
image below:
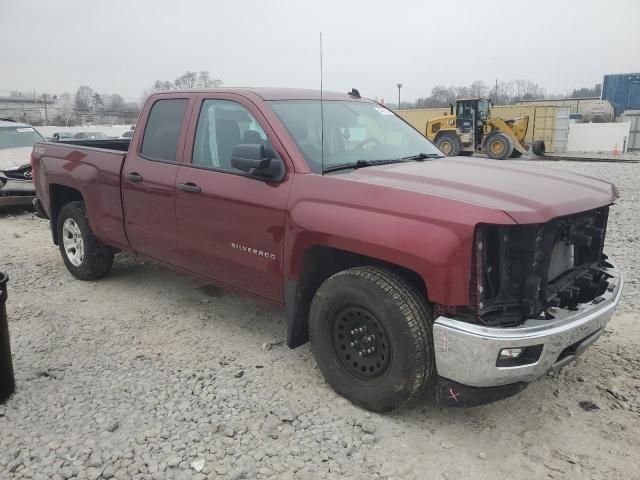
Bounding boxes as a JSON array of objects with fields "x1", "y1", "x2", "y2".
[
  {"x1": 0, "y1": 272, "x2": 15, "y2": 402},
  {"x1": 435, "y1": 376, "x2": 527, "y2": 407}
]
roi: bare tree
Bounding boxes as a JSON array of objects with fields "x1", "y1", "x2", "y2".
[
  {"x1": 570, "y1": 84, "x2": 601, "y2": 98},
  {"x1": 469, "y1": 81, "x2": 489, "y2": 98},
  {"x1": 105, "y1": 93, "x2": 126, "y2": 112},
  {"x1": 144, "y1": 71, "x2": 223, "y2": 101},
  {"x1": 92, "y1": 93, "x2": 105, "y2": 112},
  {"x1": 174, "y1": 71, "x2": 198, "y2": 89},
  {"x1": 74, "y1": 86, "x2": 95, "y2": 112},
  {"x1": 197, "y1": 71, "x2": 222, "y2": 88}
]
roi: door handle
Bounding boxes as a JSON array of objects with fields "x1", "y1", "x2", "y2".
[
  {"x1": 177, "y1": 182, "x2": 202, "y2": 193},
  {"x1": 126, "y1": 172, "x2": 143, "y2": 182}
]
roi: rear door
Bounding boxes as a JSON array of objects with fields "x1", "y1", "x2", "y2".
[
  {"x1": 122, "y1": 95, "x2": 194, "y2": 264},
  {"x1": 174, "y1": 93, "x2": 293, "y2": 302}
]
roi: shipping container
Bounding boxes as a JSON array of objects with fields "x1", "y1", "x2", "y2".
[
  {"x1": 602, "y1": 73, "x2": 640, "y2": 118},
  {"x1": 516, "y1": 97, "x2": 598, "y2": 115}
]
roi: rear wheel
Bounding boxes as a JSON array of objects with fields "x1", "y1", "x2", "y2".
[
  {"x1": 309, "y1": 266, "x2": 435, "y2": 412},
  {"x1": 57, "y1": 201, "x2": 114, "y2": 280},
  {"x1": 485, "y1": 133, "x2": 514, "y2": 160},
  {"x1": 434, "y1": 133, "x2": 462, "y2": 156}
]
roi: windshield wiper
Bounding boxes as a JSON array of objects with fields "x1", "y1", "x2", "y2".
[
  {"x1": 323, "y1": 159, "x2": 407, "y2": 174},
  {"x1": 401, "y1": 152, "x2": 444, "y2": 161}
]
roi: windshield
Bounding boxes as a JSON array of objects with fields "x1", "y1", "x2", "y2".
[
  {"x1": 0, "y1": 126, "x2": 45, "y2": 150},
  {"x1": 270, "y1": 100, "x2": 441, "y2": 173}
]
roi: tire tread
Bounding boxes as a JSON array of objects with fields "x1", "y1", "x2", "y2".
[
  {"x1": 57, "y1": 201, "x2": 114, "y2": 280},
  {"x1": 314, "y1": 266, "x2": 435, "y2": 409}
]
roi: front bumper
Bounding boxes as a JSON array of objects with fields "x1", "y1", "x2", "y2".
[
  {"x1": 433, "y1": 261, "x2": 623, "y2": 389},
  {"x1": 0, "y1": 178, "x2": 35, "y2": 207}
]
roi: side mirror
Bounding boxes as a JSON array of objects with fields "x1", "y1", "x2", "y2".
[{"x1": 231, "y1": 144, "x2": 285, "y2": 181}]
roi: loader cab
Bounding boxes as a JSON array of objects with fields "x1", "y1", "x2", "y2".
[{"x1": 456, "y1": 98, "x2": 491, "y2": 149}]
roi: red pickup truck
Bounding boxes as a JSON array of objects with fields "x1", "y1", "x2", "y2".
[{"x1": 31, "y1": 88, "x2": 623, "y2": 411}]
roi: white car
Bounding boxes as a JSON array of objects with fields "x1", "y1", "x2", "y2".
[{"x1": 0, "y1": 120, "x2": 45, "y2": 207}]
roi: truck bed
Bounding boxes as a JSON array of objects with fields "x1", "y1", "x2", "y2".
[{"x1": 32, "y1": 141, "x2": 130, "y2": 250}]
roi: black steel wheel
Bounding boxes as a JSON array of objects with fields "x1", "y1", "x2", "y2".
[
  {"x1": 331, "y1": 306, "x2": 391, "y2": 381},
  {"x1": 309, "y1": 266, "x2": 435, "y2": 412}
]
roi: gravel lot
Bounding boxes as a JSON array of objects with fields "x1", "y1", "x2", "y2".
[{"x1": 1, "y1": 160, "x2": 638, "y2": 480}]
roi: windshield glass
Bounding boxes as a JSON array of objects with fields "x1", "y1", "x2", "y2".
[
  {"x1": 0, "y1": 126, "x2": 45, "y2": 150},
  {"x1": 270, "y1": 100, "x2": 441, "y2": 173}
]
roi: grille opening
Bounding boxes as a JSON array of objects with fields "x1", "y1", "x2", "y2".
[{"x1": 473, "y1": 206, "x2": 610, "y2": 327}]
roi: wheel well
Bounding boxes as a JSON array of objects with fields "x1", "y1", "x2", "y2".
[
  {"x1": 434, "y1": 130, "x2": 457, "y2": 142},
  {"x1": 285, "y1": 245, "x2": 428, "y2": 348},
  {"x1": 49, "y1": 184, "x2": 83, "y2": 244}
]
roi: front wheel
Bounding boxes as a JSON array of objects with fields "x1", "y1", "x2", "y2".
[
  {"x1": 57, "y1": 201, "x2": 114, "y2": 280},
  {"x1": 485, "y1": 133, "x2": 514, "y2": 160},
  {"x1": 309, "y1": 266, "x2": 435, "y2": 412},
  {"x1": 434, "y1": 133, "x2": 462, "y2": 156}
]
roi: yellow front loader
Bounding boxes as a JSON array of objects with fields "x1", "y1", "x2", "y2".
[{"x1": 424, "y1": 98, "x2": 545, "y2": 159}]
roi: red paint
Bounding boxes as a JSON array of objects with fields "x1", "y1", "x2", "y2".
[{"x1": 31, "y1": 88, "x2": 618, "y2": 309}]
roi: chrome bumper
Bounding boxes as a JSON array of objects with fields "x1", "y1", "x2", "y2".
[{"x1": 433, "y1": 262, "x2": 623, "y2": 388}]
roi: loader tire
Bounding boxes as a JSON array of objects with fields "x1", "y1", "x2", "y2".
[
  {"x1": 309, "y1": 266, "x2": 435, "y2": 412},
  {"x1": 435, "y1": 133, "x2": 461, "y2": 156},
  {"x1": 485, "y1": 133, "x2": 514, "y2": 160}
]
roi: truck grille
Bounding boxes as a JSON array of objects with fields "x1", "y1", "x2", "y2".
[{"x1": 472, "y1": 206, "x2": 610, "y2": 326}]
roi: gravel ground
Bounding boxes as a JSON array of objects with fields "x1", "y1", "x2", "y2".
[{"x1": 0, "y1": 160, "x2": 638, "y2": 480}]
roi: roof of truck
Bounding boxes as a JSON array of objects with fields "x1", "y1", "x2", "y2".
[{"x1": 152, "y1": 87, "x2": 371, "y2": 102}]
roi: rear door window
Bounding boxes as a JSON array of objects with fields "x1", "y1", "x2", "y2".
[{"x1": 140, "y1": 99, "x2": 188, "y2": 162}]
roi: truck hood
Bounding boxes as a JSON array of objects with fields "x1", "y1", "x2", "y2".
[
  {"x1": 348, "y1": 157, "x2": 617, "y2": 224},
  {"x1": 0, "y1": 147, "x2": 33, "y2": 171}
]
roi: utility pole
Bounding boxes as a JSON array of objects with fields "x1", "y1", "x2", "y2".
[
  {"x1": 43, "y1": 94, "x2": 48, "y2": 123},
  {"x1": 494, "y1": 79, "x2": 498, "y2": 104},
  {"x1": 397, "y1": 83, "x2": 402, "y2": 109}
]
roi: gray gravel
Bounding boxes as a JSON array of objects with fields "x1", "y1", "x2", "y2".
[{"x1": 0, "y1": 160, "x2": 639, "y2": 480}]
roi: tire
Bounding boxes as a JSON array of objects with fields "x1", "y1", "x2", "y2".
[
  {"x1": 57, "y1": 201, "x2": 114, "y2": 280},
  {"x1": 485, "y1": 133, "x2": 514, "y2": 160},
  {"x1": 434, "y1": 133, "x2": 461, "y2": 156},
  {"x1": 531, "y1": 140, "x2": 546, "y2": 156},
  {"x1": 309, "y1": 266, "x2": 435, "y2": 412}
]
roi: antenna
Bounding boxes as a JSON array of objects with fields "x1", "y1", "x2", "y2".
[{"x1": 320, "y1": 32, "x2": 325, "y2": 175}]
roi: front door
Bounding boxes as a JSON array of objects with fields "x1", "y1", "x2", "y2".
[
  {"x1": 122, "y1": 96, "x2": 192, "y2": 264},
  {"x1": 175, "y1": 95, "x2": 292, "y2": 302}
]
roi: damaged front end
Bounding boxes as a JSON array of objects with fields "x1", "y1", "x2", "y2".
[
  {"x1": 469, "y1": 206, "x2": 612, "y2": 327},
  {"x1": 432, "y1": 205, "x2": 623, "y2": 406}
]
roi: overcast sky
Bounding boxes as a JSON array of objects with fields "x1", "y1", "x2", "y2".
[{"x1": 1, "y1": 0, "x2": 639, "y2": 102}]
